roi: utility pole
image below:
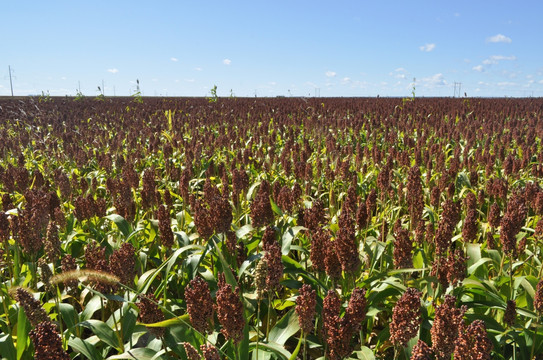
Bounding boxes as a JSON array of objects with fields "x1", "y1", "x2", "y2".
[
  {"x1": 453, "y1": 82, "x2": 462, "y2": 97},
  {"x1": 8, "y1": 65, "x2": 14, "y2": 96}
]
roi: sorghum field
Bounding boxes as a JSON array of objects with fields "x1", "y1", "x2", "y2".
[{"x1": 2, "y1": 95, "x2": 543, "y2": 360}]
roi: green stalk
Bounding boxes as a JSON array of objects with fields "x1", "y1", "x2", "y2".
[
  {"x1": 4, "y1": 238, "x2": 14, "y2": 282},
  {"x1": 509, "y1": 254, "x2": 515, "y2": 301},
  {"x1": 531, "y1": 314, "x2": 540, "y2": 360},
  {"x1": 256, "y1": 299, "x2": 261, "y2": 360},
  {"x1": 302, "y1": 331, "x2": 307, "y2": 360},
  {"x1": 0, "y1": 285, "x2": 12, "y2": 334},
  {"x1": 100, "y1": 297, "x2": 106, "y2": 322},
  {"x1": 266, "y1": 292, "x2": 272, "y2": 342},
  {"x1": 125, "y1": 291, "x2": 133, "y2": 348},
  {"x1": 30, "y1": 253, "x2": 37, "y2": 289},
  {"x1": 110, "y1": 304, "x2": 125, "y2": 353},
  {"x1": 54, "y1": 284, "x2": 65, "y2": 348},
  {"x1": 531, "y1": 263, "x2": 543, "y2": 359}
]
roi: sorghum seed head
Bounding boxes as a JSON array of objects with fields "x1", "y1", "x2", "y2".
[
  {"x1": 453, "y1": 320, "x2": 493, "y2": 360},
  {"x1": 504, "y1": 299, "x2": 516, "y2": 327},
  {"x1": 183, "y1": 343, "x2": 200, "y2": 360},
  {"x1": 29, "y1": 320, "x2": 70, "y2": 360},
  {"x1": 200, "y1": 344, "x2": 221, "y2": 360},
  {"x1": 185, "y1": 276, "x2": 214, "y2": 334},
  {"x1": 254, "y1": 257, "x2": 268, "y2": 300},
  {"x1": 296, "y1": 284, "x2": 317, "y2": 334},
  {"x1": 215, "y1": 273, "x2": 245, "y2": 344},
  {"x1": 410, "y1": 340, "x2": 433, "y2": 360},
  {"x1": 136, "y1": 294, "x2": 165, "y2": 338},
  {"x1": 15, "y1": 287, "x2": 49, "y2": 327},
  {"x1": 389, "y1": 288, "x2": 422, "y2": 347}
]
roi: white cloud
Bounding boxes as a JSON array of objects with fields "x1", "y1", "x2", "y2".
[
  {"x1": 421, "y1": 73, "x2": 447, "y2": 87},
  {"x1": 107, "y1": 68, "x2": 119, "y2": 74},
  {"x1": 419, "y1": 43, "x2": 436, "y2": 52},
  {"x1": 494, "y1": 55, "x2": 516, "y2": 61},
  {"x1": 185, "y1": 79, "x2": 195, "y2": 83},
  {"x1": 472, "y1": 65, "x2": 484, "y2": 72},
  {"x1": 223, "y1": 59, "x2": 232, "y2": 65},
  {"x1": 483, "y1": 55, "x2": 517, "y2": 65},
  {"x1": 538, "y1": 80, "x2": 543, "y2": 84},
  {"x1": 325, "y1": 71, "x2": 337, "y2": 77},
  {"x1": 194, "y1": 67, "x2": 203, "y2": 71},
  {"x1": 390, "y1": 68, "x2": 409, "y2": 79},
  {"x1": 487, "y1": 34, "x2": 512, "y2": 43},
  {"x1": 171, "y1": 57, "x2": 178, "y2": 62}
]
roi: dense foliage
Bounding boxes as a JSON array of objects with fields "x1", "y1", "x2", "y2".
[{"x1": 1, "y1": 95, "x2": 543, "y2": 359}]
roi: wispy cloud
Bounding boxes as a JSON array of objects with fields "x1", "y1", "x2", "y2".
[
  {"x1": 107, "y1": 68, "x2": 119, "y2": 74},
  {"x1": 487, "y1": 34, "x2": 512, "y2": 43},
  {"x1": 472, "y1": 65, "x2": 484, "y2": 72},
  {"x1": 390, "y1": 67, "x2": 409, "y2": 79},
  {"x1": 325, "y1": 71, "x2": 337, "y2": 77},
  {"x1": 194, "y1": 67, "x2": 203, "y2": 71},
  {"x1": 223, "y1": 59, "x2": 232, "y2": 65},
  {"x1": 419, "y1": 43, "x2": 436, "y2": 52},
  {"x1": 170, "y1": 57, "x2": 179, "y2": 62},
  {"x1": 482, "y1": 55, "x2": 517, "y2": 65},
  {"x1": 421, "y1": 73, "x2": 446, "y2": 87}
]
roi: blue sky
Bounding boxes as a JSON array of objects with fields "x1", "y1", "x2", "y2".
[{"x1": 2, "y1": 1, "x2": 542, "y2": 97}]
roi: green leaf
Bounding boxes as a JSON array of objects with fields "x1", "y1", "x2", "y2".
[
  {"x1": 238, "y1": 254, "x2": 262, "y2": 279},
  {"x1": 236, "y1": 224, "x2": 254, "y2": 239},
  {"x1": 0, "y1": 334, "x2": 16, "y2": 360},
  {"x1": 59, "y1": 303, "x2": 79, "y2": 331},
  {"x1": 120, "y1": 306, "x2": 138, "y2": 342},
  {"x1": 281, "y1": 226, "x2": 306, "y2": 255},
  {"x1": 137, "y1": 245, "x2": 202, "y2": 294},
  {"x1": 288, "y1": 336, "x2": 303, "y2": 360},
  {"x1": 106, "y1": 348, "x2": 159, "y2": 360},
  {"x1": 268, "y1": 308, "x2": 300, "y2": 346},
  {"x1": 80, "y1": 295, "x2": 103, "y2": 321},
  {"x1": 248, "y1": 341, "x2": 292, "y2": 359},
  {"x1": 467, "y1": 258, "x2": 492, "y2": 275},
  {"x1": 79, "y1": 319, "x2": 120, "y2": 349},
  {"x1": 16, "y1": 306, "x2": 29, "y2": 360},
  {"x1": 466, "y1": 243, "x2": 482, "y2": 267},
  {"x1": 214, "y1": 237, "x2": 238, "y2": 287},
  {"x1": 165, "y1": 244, "x2": 203, "y2": 275},
  {"x1": 282, "y1": 255, "x2": 327, "y2": 290},
  {"x1": 247, "y1": 181, "x2": 261, "y2": 201},
  {"x1": 138, "y1": 313, "x2": 189, "y2": 328},
  {"x1": 270, "y1": 197, "x2": 283, "y2": 216},
  {"x1": 355, "y1": 346, "x2": 376, "y2": 360},
  {"x1": 68, "y1": 336, "x2": 103, "y2": 360},
  {"x1": 105, "y1": 214, "x2": 132, "y2": 238}
]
